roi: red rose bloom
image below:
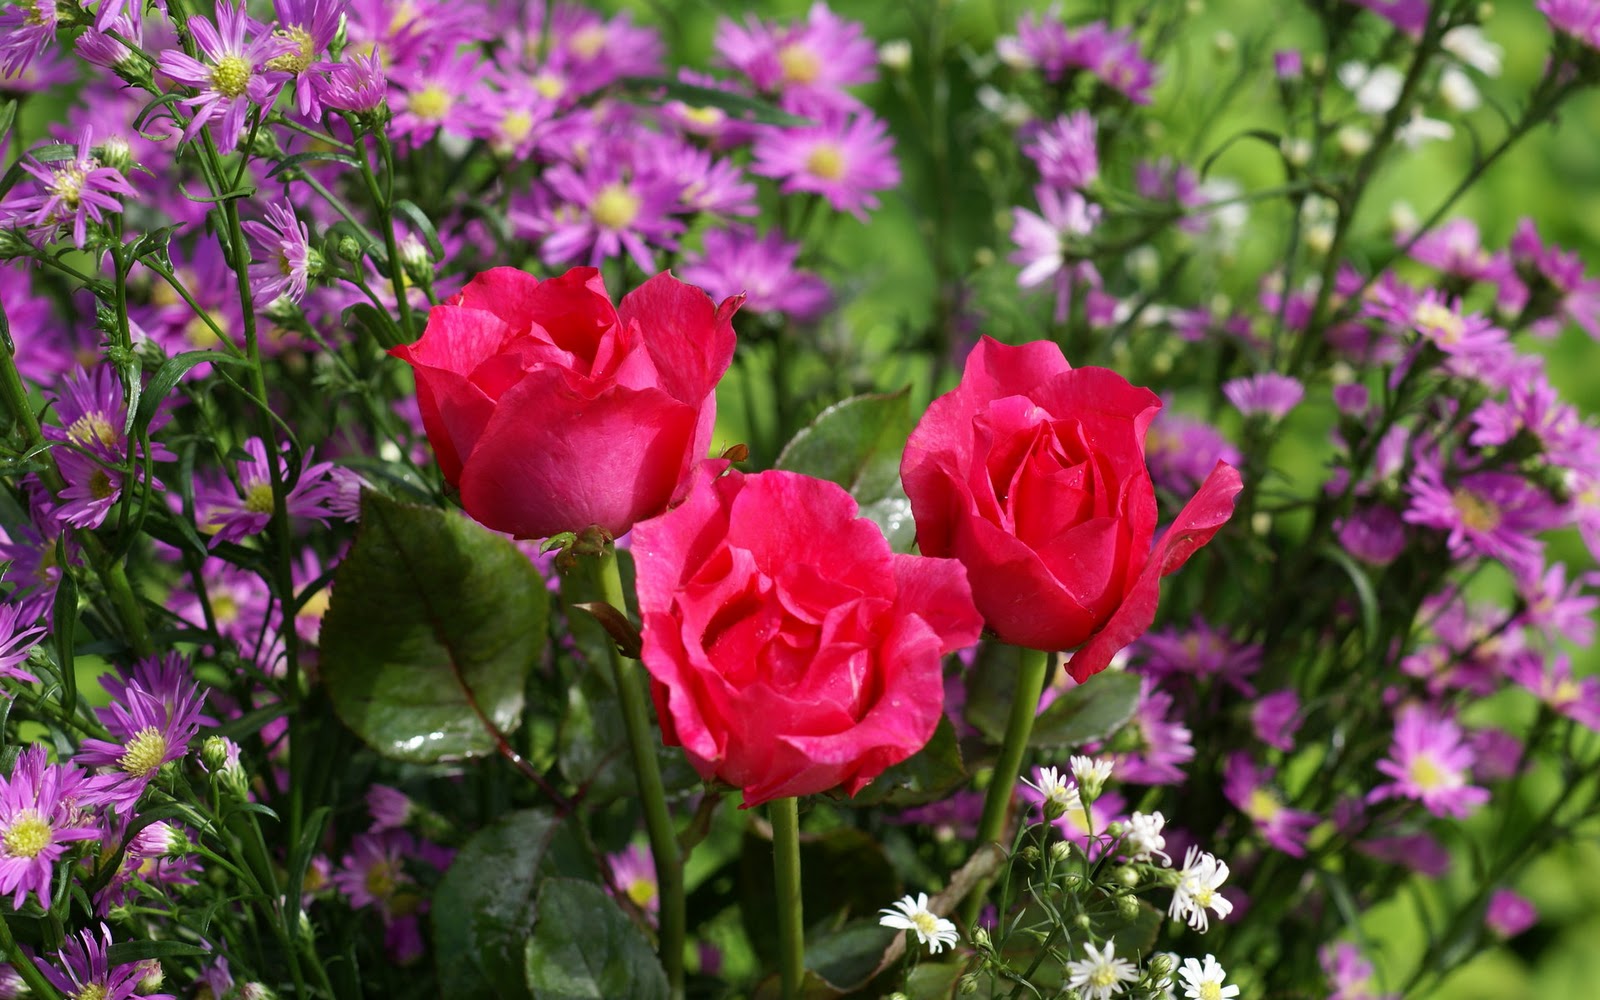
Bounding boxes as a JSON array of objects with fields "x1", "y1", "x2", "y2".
[
  {"x1": 632, "y1": 465, "x2": 984, "y2": 807},
  {"x1": 390, "y1": 266, "x2": 740, "y2": 539},
  {"x1": 901, "y1": 336, "x2": 1242, "y2": 681}
]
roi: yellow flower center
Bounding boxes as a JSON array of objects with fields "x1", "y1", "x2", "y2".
[
  {"x1": 67, "y1": 412, "x2": 118, "y2": 450},
  {"x1": 1553, "y1": 677, "x2": 1580, "y2": 705},
  {"x1": 1408, "y1": 752, "x2": 1445, "y2": 790},
  {"x1": 22, "y1": 0, "x2": 46, "y2": 27},
  {"x1": 591, "y1": 183, "x2": 640, "y2": 230},
  {"x1": 408, "y1": 84, "x2": 452, "y2": 122},
  {"x1": 1193, "y1": 886, "x2": 1215, "y2": 908},
  {"x1": 532, "y1": 72, "x2": 565, "y2": 99},
  {"x1": 244, "y1": 481, "x2": 276, "y2": 514},
  {"x1": 1452, "y1": 488, "x2": 1502, "y2": 533},
  {"x1": 75, "y1": 985, "x2": 109, "y2": 1000},
  {"x1": 267, "y1": 25, "x2": 316, "y2": 74},
  {"x1": 119, "y1": 726, "x2": 169, "y2": 777},
  {"x1": 89, "y1": 469, "x2": 116, "y2": 501},
  {"x1": 3, "y1": 811, "x2": 53, "y2": 859},
  {"x1": 805, "y1": 143, "x2": 846, "y2": 182},
  {"x1": 1413, "y1": 300, "x2": 1464, "y2": 345},
  {"x1": 298, "y1": 587, "x2": 331, "y2": 622},
  {"x1": 625, "y1": 876, "x2": 656, "y2": 909},
  {"x1": 569, "y1": 24, "x2": 607, "y2": 60},
  {"x1": 49, "y1": 165, "x2": 89, "y2": 209},
  {"x1": 680, "y1": 106, "x2": 722, "y2": 128},
  {"x1": 210, "y1": 55, "x2": 252, "y2": 99},
  {"x1": 365, "y1": 860, "x2": 397, "y2": 900},
  {"x1": 1090, "y1": 966, "x2": 1119, "y2": 988},
  {"x1": 910, "y1": 910, "x2": 940, "y2": 937},
  {"x1": 500, "y1": 109, "x2": 534, "y2": 144},
  {"x1": 212, "y1": 592, "x2": 238, "y2": 623},
  {"x1": 1247, "y1": 787, "x2": 1283, "y2": 823},
  {"x1": 778, "y1": 42, "x2": 821, "y2": 85},
  {"x1": 186, "y1": 311, "x2": 226, "y2": 349},
  {"x1": 1200, "y1": 983, "x2": 1223, "y2": 1000}
]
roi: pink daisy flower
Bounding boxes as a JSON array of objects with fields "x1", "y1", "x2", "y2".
[
  {"x1": 0, "y1": 745, "x2": 96, "y2": 910},
  {"x1": 42, "y1": 924, "x2": 173, "y2": 1000},
  {"x1": 715, "y1": 2, "x2": 877, "y2": 113},
  {"x1": 1223, "y1": 753, "x2": 1319, "y2": 857},
  {"x1": 679, "y1": 225, "x2": 831, "y2": 321},
  {"x1": 193, "y1": 437, "x2": 338, "y2": 548},
  {"x1": 156, "y1": 0, "x2": 294, "y2": 151},
  {"x1": 0, "y1": 126, "x2": 137, "y2": 248},
  {"x1": 77, "y1": 654, "x2": 208, "y2": 814},
  {"x1": 1403, "y1": 455, "x2": 1565, "y2": 583},
  {"x1": 1370, "y1": 704, "x2": 1490, "y2": 819},
  {"x1": 750, "y1": 112, "x2": 900, "y2": 222},
  {"x1": 242, "y1": 202, "x2": 315, "y2": 304}
]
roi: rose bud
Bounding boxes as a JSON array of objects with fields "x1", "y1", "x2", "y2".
[
  {"x1": 390, "y1": 266, "x2": 741, "y2": 539},
  {"x1": 900, "y1": 336, "x2": 1242, "y2": 681},
  {"x1": 632, "y1": 465, "x2": 983, "y2": 807}
]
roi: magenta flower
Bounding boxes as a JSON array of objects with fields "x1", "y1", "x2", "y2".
[
  {"x1": 1486, "y1": 889, "x2": 1537, "y2": 939},
  {"x1": 1506, "y1": 652, "x2": 1600, "y2": 732},
  {"x1": 1403, "y1": 456, "x2": 1565, "y2": 583},
  {"x1": 1319, "y1": 942, "x2": 1397, "y2": 1000},
  {"x1": 1541, "y1": 0, "x2": 1600, "y2": 51},
  {"x1": 0, "y1": 745, "x2": 96, "y2": 910},
  {"x1": 1334, "y1": 505, "x2": 1409, "y2": 566},
  {"x1": 42, "y1": 925, "x2": 172, "y2": 1000},
  {"x1": 53, "y1": 449, "x2": 122, "y2": 530},
  {"x1": 0, "y1": 127, "x2": 137, "y2": 248},
  {"x1": 607, "y1": 842, "x2": 659, "y2": 920},
  {"x1": 1370, "y1": 704, "x2": 1490, "y2": 819},
  {"x1": 156, "y1": 0, "x2": 293, "y2": 151},
  {"x1": 1223, "y1": 753, "x2": 1319, "y2": 857},
  {"x1": 1008, "y1": 184, "x2": 1101, "y2": 323},
  {"x1": 0, "y1": 0, "x2": 60, "y2": 76},
  {"x1": 715, "y1": 2, "x2": 877, "y2": 113},
  {"x1": 194, "y1": 437, "x2": 338, "y2": 548},
  {"x1": 269, "y1": 0, "x2": 344, "y2": 117},
  {"x1": 242, "y1": 202, "x2": 314, "y2": 304},
  {"x1": 321, "y1": 50, "x2": 388, "y2": 113},
  {"x1": 334, "y1": 830, "x2": 423, "y2": 913},
  {"x1": 535, "y1": 161, "x2": 684, "y2": 275},
  {"x1": 1146, "y1": 411, "x2": 1242, "y2": 496},
  {"x1": 78, "y1": 654, "x2": 207, "y2": 814},
  {"x1": 679, "y1": 225, "x2": 832, "y2": 321},
  {"x1": 1251, "y1": 690, "x2": 1302, "y2": 752},
  {"x1": 750, "y1": 112, "x2": 900, "y2": 221},
  {"x1": 1223, "y1": 373, "x2": 1305, "y2": 420},
  {"x1": 1021, "y1": 111, "x2": 1100, "y2": 190},
  {"x1": 390, "y1": 49, "x2": 488, "y2": 147},
  {"x1": 1405, "y1": 218, "x2": 1506, "y2": 283},
  {"x1": 1087, "y1": 677, "x2": 1194, "y2": 785},
  {"x1": 1137, "y1": 617, "x2": 1261, "y2": 695}
]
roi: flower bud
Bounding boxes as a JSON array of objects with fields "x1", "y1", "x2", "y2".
[
  {"x1": 1280, "y1": 137, "x2": 1312, "y2": 169},
  {"x1": 971, "y1": 926, "x2": 992, "y2": 951},
  {"x1": 1072, "y1": 913, "x2": 1092, "y2": 931},
  {"x1": 1147, "y1": 952, "x2": 1176, "y2": 982},
  {"x1": 1115, "y1": 894, "x2": 1141, "y2": 920},
  {"x1": 1113, "y1": 865, "x2": 1141, "y2": 887},
  {"x1": 1212, "y1": 31, "x2": 1236, "y2": 58},
  {"x1": 335, "y1": 235, "x2": 365, "y2": 263},
  {"x1": 136, "y1": 959, "x2": 164, "y2": 993},
  {"x1": 879, "y1": 39, "x2": 912, "y2": 72},
  {"x1": 1049, "y1": 840, "x2": 1073, "y2": 864},
  {"x1": 1336, "y1": 125, "x2": 1373, "y2": 158},
  {"x1": 1019, "y1": 845, "x2": 1041, "y2": 864},
  {"x1": 237, "y1": 985, "x2": 277, "y2": 1000},
  {"x1": 958, "y1": 973, "x2": 980, "y2": 995}
]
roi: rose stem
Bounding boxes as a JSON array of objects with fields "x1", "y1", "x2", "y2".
[
  {"x1": 963, "y1": 644, "x2": 1050, "y2": 926},
  {"x1": 597, "y1": 546, "x2": 686, "y2": 999},
  {"x1": 770, "y1": 796, "x2": 805, "y2": 1000}
]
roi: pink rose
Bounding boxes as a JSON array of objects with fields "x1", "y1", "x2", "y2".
[
  {"x1": 632, "y1": 465, "x2": 983, "y2": 807},
  {"x1": 390, "y1": 266, "x2": 740, "y2": 539},
  {"x1": 901, "y1": 336, "x2": 1242, "y2": 681}
]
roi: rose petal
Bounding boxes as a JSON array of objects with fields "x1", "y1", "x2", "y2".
[
  {"x1": 618, "y1": 271, "x2": 740, "y2": 404},
  {"x1": 1064, "y1": 461, "x2": 1243, "y2": 682}
]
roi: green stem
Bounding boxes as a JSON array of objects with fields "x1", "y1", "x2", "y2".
[
  {"x1": 770, "y1": 796, "x2": 804, "y2": 1000},
  {"x1": 0, "y1": 915, "x2": 61, "y2": 999},
  {"x1": 596, "y1": 547, "x2": 685, "y2": 999},
  {"x1": 963, "y1": 645, "x2": 1050, "y2": 925}
]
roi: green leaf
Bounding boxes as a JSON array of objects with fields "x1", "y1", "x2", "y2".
[
  {"x1": 266, "y1": 150, "x2": 363, "y2": 178},
  {"x1": 776, "y1": 389, "x2": 917, "y2": 551},
  {"x1": 842, "y1": 716, "x2": 966, "y2": 808},
  {"x1": 1321, "y1": 544, "x2": 1381, "y2": 656},
  {"x1": 525, "y1": 878, "x2": 670, "y2": 1000},
  {"x1": 905, "y1": 962, "x2": 964, "y2": 999},
  {"x1": 1101, "y1": 899, "x2": 1164, "y2": 957},
  {"x1": 963, "y1": 642, "x2": 1026, "y2": 743},
  {"x1": 433, "y1": 810, "x2": 592, "y2": 1000},
  {"x1": 134, "y1": 351, "x2": 249, "y2": 438},
  {"x1": 556, "y1": 661, "x2": 699, "y2": 806},
  {"x1": 1029, "y1": 671, "x2": 1142, "y2": 748},
  {"x1": 105, "y1": 940, "x2": 211, "y2": 965},
  {"x1": 619, "y1": 76, "x2": 812, "y2": 127},
  {"x1": 321, "y1": 492, "x2": 550, "y2": 762},
  {"x1": 804, "y1": 919, "x2": 899, "y2": 992}
]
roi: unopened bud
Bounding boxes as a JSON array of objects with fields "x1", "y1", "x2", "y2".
[
  {"x1": 971, "y1": 926, "x2": 992, "y2": 950},
  {"x1": 973, "y1": 247, "x2": 995, "y2": 268},
  {"x1": 1112, "y1": 865, "x2": 1141, "y2": 888},
  {"x1": 1072, "y1": 913, "x2": 1092, "y2": 932},
  {"x1": 1280, "y1": 136, "x2": 1312, "y2": 169},
  {"x1": 1115, "y1": 894, "x2": 1141, "y2": 920},
  {"x1": 879, "y1": 39, "x2": 912, "y2": 72},
  {"x1": 136, "y1": 959, "x2": 164, "y2": 993},
  {"x1": 336, "y1": 235, "x2": 364, "y2": 262},
  {"x1": 237, "y1": 985, "x2": 276, "y2": 1000},
  {"x1": 958, "y1": 973, "x2": 980, "y2": 995},
  {"x1": 1336, "y1": 125, "x2": 1373, "y2": 158},
  {"x1": 1148, "y1": 953, "x2": 1176, "y2": 982},
  {"x1": 1212, "y1": 31, "x2": 1236, "y2": 58},
  {"x1": 1049, "y1": 840, "x2": 1073, "y2": 864},
  {"x1": 1019, "y1": 845, "x2": 1041, "y2": 864}
]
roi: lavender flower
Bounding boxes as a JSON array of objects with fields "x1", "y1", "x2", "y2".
[
  {"x1": 1223, "y1": 753, "x2": 1318, "y2": 857},
  {"x1": 750, "y1": 112, "x2": 900, "y2": 222},
  {"x1": 1251, "y1": 690, "x2": 1301, "y2": 752},
  {"x1": 1009, "y1": 185, "x2": 1101, "y2": 323},
  {"x1": 0, "y1": 127, "x2": 137, "y2": 248},
  {"x1": 242, "y1": 202, "x2": 315, "y2": 304},
  {"x1": 0, "y1": 746, "x2": 96, "y2": 909},
  {"x1": 1223, "y1": 373, "x2": 1305, "y2": 420},
  {"x1": 42, "y1": 924, "x2": 174, "y2": 1000},
  {"x1": 1403, "y1": 456, "x2": 1565, "y2": 583},
  {"x1": 1020, "y1": 111, "x2": 1100, "y2": 190},
  {"x1": 607, "y1": 842, "x2": 659, "y2": 920},
  {"x1": 156, "y1": 0, "x2": 293, "y2": 151},
  {"x1": 78, "y1": 654, "x2": 207, "y2": 813},
  {"x1": 715, "y1": 2, "x2": 877, "y2": 113},
  {"x1": 1485, "y1": 889, "x2": 1537, "y2": 939},
  {"x1": 679, "y1": 226, "x2": 831, "y2": 321},
  {"x1": 268, "y1": 0, "x2": 344, "y2": 117},
  {"x1": 536, "y1": 160, "x2": 684, "y2": 275},
  {"x1": 1370, "y1": 704, "x2": 1490, "y2": 819},
  {"x1": 194, "y1": 437, "x2": 338, "y2": 548},
  {"x1": 1506, "y1": 652, "x2": 1600, "y2": 732}
]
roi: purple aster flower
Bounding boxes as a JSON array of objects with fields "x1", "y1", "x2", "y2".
[
  {"x1": 1088, "y1": 677, "x2": 1193, "y2": 785},
  {"x1": 890, "y1": 789, "x2": 983, "y2": 839},
  {"x1": 334, "y1": 829, "x2": 421, "y2": 914},
  {"x1": 1506, "y1": 652, "x2": 1600, "y2": 732},
  {"x1": 1540, "y1": 0, "x2": 1600, "y2": 50},
  {"x1": 1020, "y1": 111, "x2": 1099, "y2": 190},
  {"x1": 1223, "y1": 373, "x2": 1305, "y2": 420},
  {"x1": 321, "y1": 50, "x2": 388, "y2": 113},
  {"x1": 1251, "y1": 690, "x2": 1301, "y2": 752},
  {"x1": 45, "y1": 365, "x2": 174, "y2": 466},
  {"x1": 678, "y1": 225, "x2": 831, "y2": 321},
  {"x1": 1353, "y1": 0, "x2": 1428, "y2": 34},
  {"x1": 1320, "y1": 943, "x2": 1397, "y2": 1000},
  {"x1": 1517, "y1": 562, "x2": 1599, "y2": 647},
  {"x1": 194, "y1": 437, "x2": 338, "y2": 548},
  {"x1": 367, "y1": 785, "x2": 413, "y2": 832},
  {"x1": 750, "y1": 112, "x2": 900, "y2": 222},
  {"x1": 533, "y1": 159, "x2": 684, "y2": 275},
  {"x1": 1467, "y1": 727, "x2": 1524, "y2": 782},
  {"x1": 389, "y1": 48, "x2": 488, "y2": 147},
  {"x1": 1274, "y1": 49, "x2": 1304, "y2": 80},
  {"x1": 269, "y1": 0, "x2": 344, "y2": 117},
  {"x1": 0, "y1": 492, "x2": 75, "y2": 625},
  {"x1": 1370, "y1": 703, "x2": 1490, "y2": 819},
  {"x1": 0, "y1": 0, "x2": 61, "y2": 76},
  {"x1": 242, "y1": 202, "x2": 315, "y2": 304},
  {"x1": 1405, "y1": 218, "x2": 1506, "y2": 283},
  {"x1": 77, "y1": 653, "x2": 207, "y2": 814},
  {"x1": 1223, "y1": 753, "x2": 1319, "y2": 857},
  {"x1": 1403, "y1": 455, "x2": 1565, "y2": 583},
  {"x1": 461, "y1": 74, "x2": 557, "y2": 157},
  {"x1": 1334, "y1": 505, "x2": 1409, "y2": 566},
  {"x1": 1504, "y1": 217, "x2": 1600, "y2": 338},
  {"x1": 0, "y1": 127, "x2": 138, "y2": 249},
  {"x1": 715, "y1": 2, "x2": 877, "y2": 113},
  {"x1": 42, "y1": 924, "x2": 173, "y2": 1000},
  {"x1": 1365, "y1": 284, "x2": 1513, "y2": 381},
  {"x1": 53, "y1": 448, "x2": 123, "y2": 530},
  {"x1": 534, "y1": 5, "x2": 664, "y2": 97},
  {"x1": 0, "y1": 745, "x2": 96, "y2": 910},
  {"x1": 1136, "y1": 617, "x2": 1261, "y2": 695},
  {"x1": 999, "y1": 13, "x2": 1156, "y2": 103},
  {"x1": 1146, "y1": 410, "x2": 1242, "y2": 496},
  {"x1": 644, "y1": 140, "x2": 757, "y2": 219},
  {"x1": 156, "y1": 0, "x2": 294, "y2": 151},
  {"x1": 607, "y1": 842, "x2": 658, "y2": 921},
  {"x1": 1485, "y1": 889, "x2": 1537, "y2": 939},
  {"x1": 1008, "y1": 184, "x2": 1101, "y2": 324}
]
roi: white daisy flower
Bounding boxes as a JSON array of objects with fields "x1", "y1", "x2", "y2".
[
  {"x1": 878, "y1": 893, "x2": 959, "y2": 954},
  {"x1": 1064, "y1": 940, "x2": 1140, "y2": 1000},
  {"x1": 1123, "y1": 810, "x2": 1171, "y2": 865},
  {"x1": 1179, "y1": 954, "x2": 1241, "y2": 1000},
  {"x1": 1021, "y1": 766, "x2": 1082, "y2": 818},
  {"x1": 1169, "y1": 846, "x2": 1234, "y2": 932},
  {"x1": 1069, "y1": 755, "x2": 1114, "y2": 799}
]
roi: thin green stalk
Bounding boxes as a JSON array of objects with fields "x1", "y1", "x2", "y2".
[
  {"x1": 963, "y1": 645, "x2": 1050, "y2": 926},
  {"x1": 0, "y1": 915, "x2": 61, "y2": 999},
  {"x1": 770, "y1": 796, "x2": 804, "y2": 1000},
  {"x1": 596, "y1": 547, "x2": 685, "y2": 999}
]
